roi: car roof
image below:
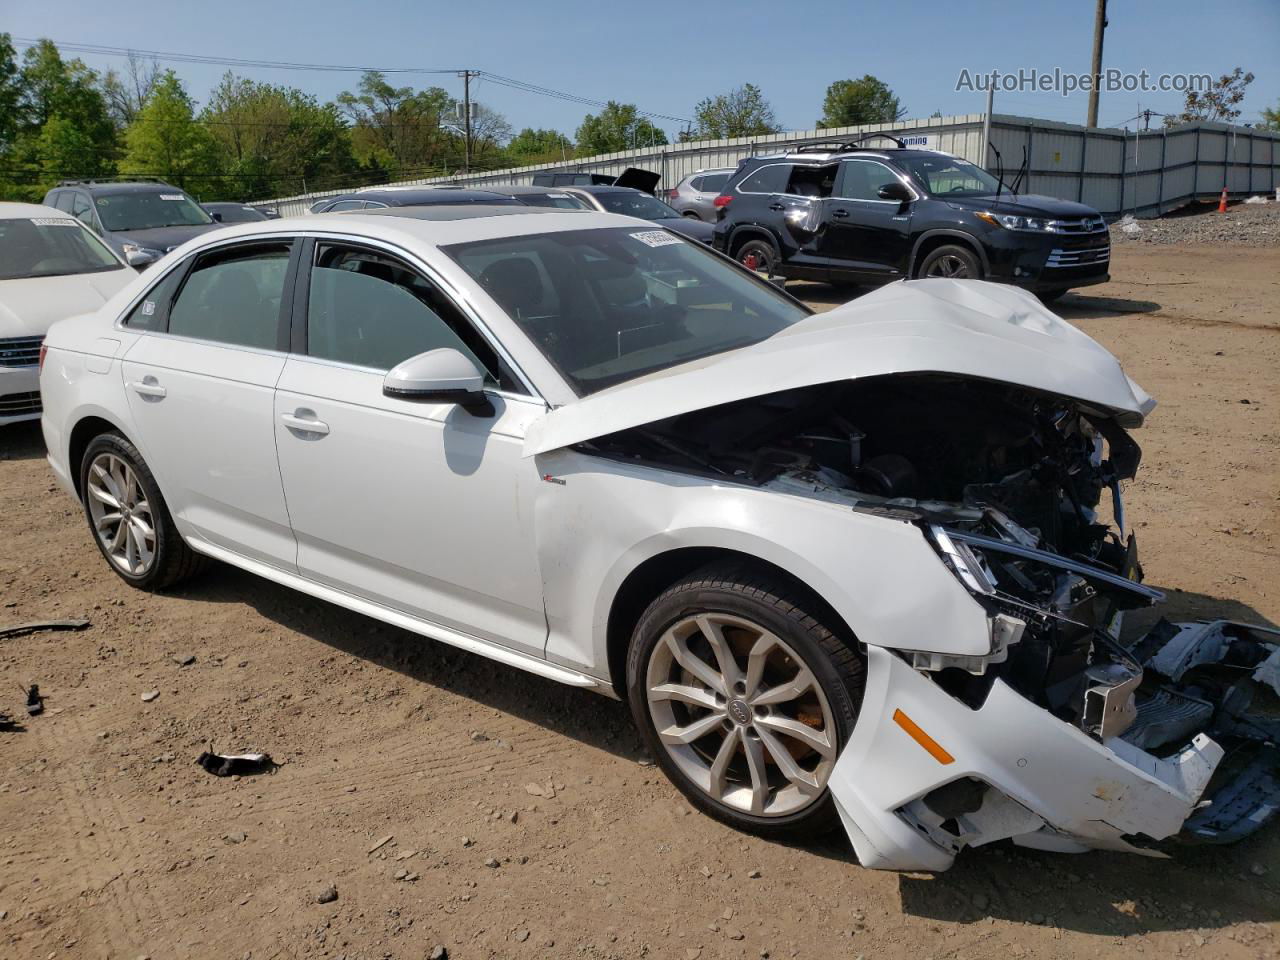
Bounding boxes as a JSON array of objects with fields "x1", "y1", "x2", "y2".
[
  {"x1": 334, "y1": 188, "x2": 518, "y2": 205},
  {"x1": 59, "y1": 181, "x2": 186, "y2": 194},
  {"x1": 563, "y1": 185, "x2": 644, "y2": 195},
  {"x1": 480, "y1": 184, "x2": 574, "y2": 196},
  {"x1": 203, "y1": 201, "x2": 255, "y2": 209},
  {"x1": 354, "y1": 205, "x2": 565, "y2": 222},
  {"x1": 756, "y1": 148, "x2": 953, "y2": 165},
  {"x1": 0, "y1": 201, "x2": 73, "y2": 221}
]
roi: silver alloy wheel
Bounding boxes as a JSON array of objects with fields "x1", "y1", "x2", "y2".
[
  {"x1": 645, "y1": 613, "x2": 837, "y2": 817},
  {"x1": 86, "y1": 452, "x2": 156, "y2": 576},
  {"x1": 925, "y1": 254, "x2": 972, "y2": 278}
]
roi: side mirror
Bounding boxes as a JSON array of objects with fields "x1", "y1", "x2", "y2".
[
  {"x1": 877, "y1": 182, "x2": 913, "y2": 203},
  {"x1": 383, "y1": 348, "x2": 492, "y2": 415},
  {"x1": 211, "y1": 212, "x2": 224, "y2": 222},
  {"x1": 125, "y1": 248, "x2": 159, "y2": 268}
]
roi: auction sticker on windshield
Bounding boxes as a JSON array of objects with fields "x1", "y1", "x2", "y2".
[
  {"x1": 160, "y1": 194, "x2": 185, "y2": 201},
  {"x1": 631, "y1": 230, "x2": 682, "y2": 248},
  {"x1": 30, "y1": 218, "x2": 78, "y2": 226}
]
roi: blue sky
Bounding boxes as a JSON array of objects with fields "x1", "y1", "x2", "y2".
[{"x1": 7, "y1": 0, "x2": 1278, "y2": 135}]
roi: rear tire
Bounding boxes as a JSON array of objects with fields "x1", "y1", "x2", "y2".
[
  {"x1": 735, "y1": 238, "x2": 778, "y2": 279},
  {"x1": 682, "y1": 211, "x2": 703, "y2": 221},
  {"x1": 79, "y1": 432, "x2": 208, "y2": 591},
  {"x1": 918, "y1": 243, "x2": 982, "y2": 280},
  {"x1": 626, "y1": 562, "x2": 865, "y2": 841}
]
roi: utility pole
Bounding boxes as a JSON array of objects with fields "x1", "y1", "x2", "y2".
[
  {"x1": 1086, "y1": 0, "x2": 1107, "y2": 128},
  {"x1": 458, "y1": 70, "x2": 479, "y2": 174},
  {"x1": 981, "y1": 84, "x2": 994, "y2": 171}
]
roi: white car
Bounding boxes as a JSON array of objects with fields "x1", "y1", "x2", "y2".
[
  {"x1": 0, "y1": 202, "x2": 133, "y2": 425},
  {"x1": 39, "y1": 206, "x2": 1280, "y2": 871}
]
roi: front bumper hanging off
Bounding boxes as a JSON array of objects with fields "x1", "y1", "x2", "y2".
[{"x1": 828, "y1": 620, "x2": 1280, "y2": 872}]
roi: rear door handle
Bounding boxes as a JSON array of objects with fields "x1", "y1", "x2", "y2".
[
  {"x1": 280, "y1": 411, "x2": 330, "y2": 436},
  {"x1": 128, "y1": 377, "x2": 166, "y2": 399},
  {"x1": 831, "y1": 208, "x2": 850, "y2": 219},
  {"x1": 768, "y1": 203, "x2": 786, "y2": 212}
]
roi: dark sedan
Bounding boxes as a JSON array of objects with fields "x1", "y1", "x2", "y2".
[
  {"x1": 307, "y1": 188, "x2": 520, "y2": 214},
  {"x1": 557, "y1": 186, "x2": 715, "y2": 244}
]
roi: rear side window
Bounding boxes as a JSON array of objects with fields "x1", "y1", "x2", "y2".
[
  {"x1": 70, "y1": 193, "x2": 95, "y2": 227},
  {"x1": 699, "y1": 173, "x2": 729, "y2": 193},
  {"x1": 327, "y1": 200, "x2": 364, "y2": 212},
  {"x1": 784, "y1": 164, "x2": 837, "y2": 198},
  {"x1": 735, "y1": 164, "x2": 791, "y2": 194},
  {"x1": 688, "y1": 176, "x2": 704, "y2": 192},
  {"x1": 167, "y1": 242, "x2": 292, "y2": 349}
]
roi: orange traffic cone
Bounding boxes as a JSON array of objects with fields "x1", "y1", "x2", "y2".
[{"x1": 1217, "y1": 186, "x2": 1228, "y2": 212}]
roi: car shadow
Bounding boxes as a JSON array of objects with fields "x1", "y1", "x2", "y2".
[
  {"x1": 1053, "y1": 292, "x2": 1162, "y2": 319},
  {"x1": 0, "y1": 421, "x2": 47, "y2": 462}
]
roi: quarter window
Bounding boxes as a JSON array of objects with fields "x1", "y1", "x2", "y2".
[
  {"x1": 306, "y1": 243, "x2": 524, "y2": 392},
  {"x1": 735, "y1": 164, "x2": 791, "y2": 195},
  {"x1": 69, "y1": 193, "x2": 96, "y2": 228},
  {"x1": 167, "y1": 242, "x2": 292, "y2": 349},
  {"x1": 123, "y1": 265, "x2": 188, "y2": 332}
]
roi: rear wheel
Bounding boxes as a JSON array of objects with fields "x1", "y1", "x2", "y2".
[
  {"x1": 682, "y1": 211, "x2": 704, "y2": 221},
  {"x1": 918, "y1": 243, "x2": 982, "y2": 280},
  {"x1": 79, "y1": 432, "x2": 207, "y2": 590},
  {"x1": 627, "y1": 563, "x2": 865, "y2": 840},
  {"x1": 735, "y1": 238, "x2": 778, "y2": 279}
]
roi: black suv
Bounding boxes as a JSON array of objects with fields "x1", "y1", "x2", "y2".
[{"x1": 711, "y1": 140, "x2": 1109, "y2": 301}]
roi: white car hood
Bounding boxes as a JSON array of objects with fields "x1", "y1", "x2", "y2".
[
  {"x1": 525, "y1": 279, "x2": 1155, "y2": 456},
  {"x1": 0, "y1": 269, "x2": 133, "y2": 338}
]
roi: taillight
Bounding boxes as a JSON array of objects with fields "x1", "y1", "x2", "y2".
[
  {"x1": 38, "y1": 343, "x2": 47, "y2": 372},
  {"x1": 713, "y1": 195, "x2": 732, "y2": 208}
]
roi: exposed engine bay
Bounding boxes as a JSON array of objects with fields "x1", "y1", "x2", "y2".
[{"x1": 583, "y1": 373, "x2": 1280, "y2": 848}]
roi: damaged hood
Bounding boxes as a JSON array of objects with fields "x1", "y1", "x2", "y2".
[{"x1": 525, "y1": 279, "x2": 1155, "y2": 456}]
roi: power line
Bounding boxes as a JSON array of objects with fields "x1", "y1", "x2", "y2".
[{"x1": 11, "y1": 36, "x2": 691, "y2": 125}]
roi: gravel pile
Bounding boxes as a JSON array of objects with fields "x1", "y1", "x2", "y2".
[{"x1": 1111, "y1": 198, "x2": 1280, "y2": 246}]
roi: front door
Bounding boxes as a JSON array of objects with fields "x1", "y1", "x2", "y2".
[
  {"x1": 272, "y1": 240, "x2": 548, "y2": 655},
  {"x1": 120, "y1": 238, "x2": 298, "y2": 568},
  {"x1": 822, "y1": 159, "x2": 914, "y2": 279}
]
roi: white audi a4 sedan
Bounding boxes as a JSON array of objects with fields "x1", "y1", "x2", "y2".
[
  {"x1": 0, "y1": 202, "x2": 133, "y2": 425},
  {"x1": 40, "y1": 205, "x2": 1280, "y2": 871}
]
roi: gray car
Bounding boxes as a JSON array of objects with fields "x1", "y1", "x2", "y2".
[
  {"x1": 665, "y1": 167, "x2": 736, "y2": 221},
  {"x1": 42, "y1": 181, "x2": 223, "y2": 269}
]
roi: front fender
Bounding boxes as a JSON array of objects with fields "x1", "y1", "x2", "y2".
[{"x1": 533, "y1": 449, "x2": 990, "y2": 682}]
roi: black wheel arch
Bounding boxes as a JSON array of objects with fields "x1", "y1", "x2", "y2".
[
  {"x1": 68, "y1": 414, "x2": 133, "y2": 498},
  {"x1": 908, "y1": 230, "x2": 990, "y2": 279},
  {"x1": 726, "y1": 224, "x2": 782, "y2": 260}
]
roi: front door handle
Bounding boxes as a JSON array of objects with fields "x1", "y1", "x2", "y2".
[
  {"x1": 280, "y1": 411, "x2": 330, "y2": 436},
  {"x1": 128, "y1": 377, "x2": 166, "y2": 399},
  {"x1": 831, "y1": 208, "x2": 850, "y2": 218}
]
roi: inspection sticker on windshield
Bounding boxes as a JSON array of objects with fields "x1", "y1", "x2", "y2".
[
  {"x1": 30, "y1": 217, "x2": 77, "y2": 226},
  {"x1": 159, "y1": 194, "x2": 185, "y2": 201},
  {"x1": 631, "y1": 230, "x2": 681, "y2": 248}
]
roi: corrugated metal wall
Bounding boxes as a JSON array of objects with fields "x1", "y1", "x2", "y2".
[{"x1": 252, "y1": 113, "x2": 1280, "y2": 220}]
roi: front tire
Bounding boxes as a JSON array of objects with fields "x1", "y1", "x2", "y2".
[
  {"x1": 918, "y1": 243, "x2": 982, "y2": 280},
  {"x1": 79, "y1": 432, "x2": 207, "y2": 590},
  {"x1": 626, "y1": 563, "x2": 865, "y2": 840}
]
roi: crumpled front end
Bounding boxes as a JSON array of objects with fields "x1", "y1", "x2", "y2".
[{"x1": 829, "y1": 621, "x2": 1280, "y2": 871}]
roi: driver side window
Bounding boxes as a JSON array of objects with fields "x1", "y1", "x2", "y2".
[{"x1": 305, "y1": 243, "x2": 526, "y2": 393}]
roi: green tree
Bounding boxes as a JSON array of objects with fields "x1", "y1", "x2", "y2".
[
  {"x1": 121, "y1": 70, "x2": 218, "y2": 190},
  {"x1": 1166, "y1": 68, "x2": 1255, "y2": 126},
  {"x1": 689, "y1": 84, "x2": 779, "y2": 139},
  {"x1": 337, "y1": 72, "x2": 452, "y2": 178},
  {"x1": 575, "y1": 102, "x2": 668, "y2": 154},
  {"x1": 0, "y1": 34, "x2": 22, "y2": 153},
  {"x1": 507, "y1": 127, "x2": 573, "y2": 164},
  {"x1": 817, "y1": 76, "x2": 905, "y2": 128},
  {"x1": 202, "y1": 72, "x2": 356, "y2": 199},
  {"x1": 1262, "y1": 101, "x2": 1280, "y2": 131}
]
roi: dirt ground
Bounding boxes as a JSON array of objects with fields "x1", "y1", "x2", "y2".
[{"x1": 1, "y1": 241, "x2": 1278, "y2": 960}]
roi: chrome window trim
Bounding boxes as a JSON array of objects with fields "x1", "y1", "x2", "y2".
[{"x1": 114, "y1": 229, "x2": 542, "y2": 402}]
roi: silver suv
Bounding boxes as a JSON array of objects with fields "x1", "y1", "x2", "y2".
[{"x1": 665, "y1": 167, "x2": 735, "y2": 221}]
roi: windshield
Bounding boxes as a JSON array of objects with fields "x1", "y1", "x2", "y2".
[
  {"x1": 897, "y1": 156, "x2": 1002, "y2": 197},
  {"x1": 95, "y1": 191, "x2": 213, "y2": 231},
  {"x1": 519, "y1": 192, "x2": 591, "y2": 210},
  {"x1": 445, "y1": 226, "x2": 811, "y2": 396},
  {"x1": 594, "y1": 191, "x2": 681, "y2": 221},
  {"x1": 0, "y1": 217, "x2": 124, "y2": 280},
  {"x1": 208, "y1": 205, "x2": 266, "y2": 223}
]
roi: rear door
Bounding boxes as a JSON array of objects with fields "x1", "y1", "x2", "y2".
[
  {"x1": 119, "y1": 238, "x2": 299, "y2": 568},
  {"x1": 822, "y1": 159, "x2": 914, "y2": 279}
]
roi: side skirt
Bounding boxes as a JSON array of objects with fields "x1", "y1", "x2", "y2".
[{"x1": 186, "y1": 537, "x2": 611, "y2": 694}]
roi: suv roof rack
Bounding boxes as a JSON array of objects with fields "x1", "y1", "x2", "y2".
[
  {"x1": 791, "y1": 132, "x2": 908, "y2": 154},
  {"x1": 55, "y1": 176, "x2": 170, "y2": 187}
]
